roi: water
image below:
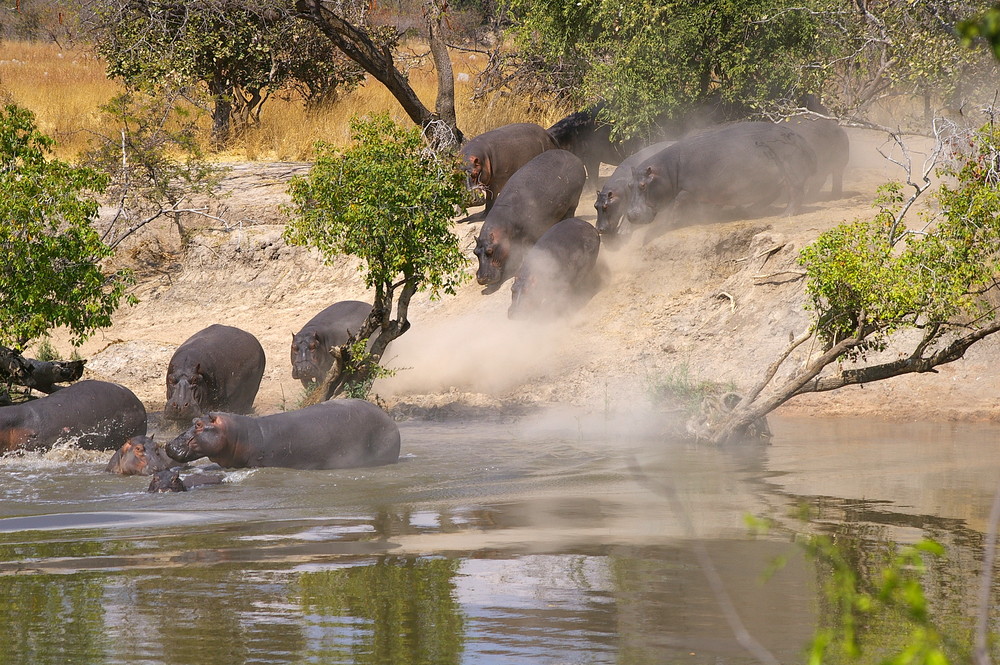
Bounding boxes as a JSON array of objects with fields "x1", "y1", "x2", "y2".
[{"x1": 0, "y1": 412, "x2": 998, "y2": 664}]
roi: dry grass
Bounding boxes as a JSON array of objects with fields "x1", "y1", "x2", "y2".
[{"x1": 0, "y1": 39, "x2": 569, "y2": 163}]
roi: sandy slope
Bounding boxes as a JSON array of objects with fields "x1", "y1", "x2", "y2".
[{"x1": 51, "y1": 128, "x2": 1000, "y2": 424}]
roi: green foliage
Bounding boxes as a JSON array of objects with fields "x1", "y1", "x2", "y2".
[
  {"x1": 959, "y1": 6, "x2": 1000, "y2": 62},
  {"x1": 33, "y1": 338, "x2": 59, "y2": 362},
  {"x1": 284, "y1": 113, "x2": 468, "y2": 300},
  {"x1": 507, "y1": 0, "x2": 822, "y2": 138},
  {"x1": 342, "y1": 339, "x2": 396, "y2": 399},
  {"x1": 646, "y1": 364, "x2": 735, "y2": 415},
  {"x1": 799, "y1": 124, "x2": 1000, "y2": 358},
  {"x1": 0, "y1": 104, "x2": 132, "y2": 350},
  {"x1": 803, "y1": 529, "x2": 962, "y2": 665}
]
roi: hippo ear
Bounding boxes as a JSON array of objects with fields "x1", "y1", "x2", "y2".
[{"x1": 209, "y1": 413, "x2": 220, "y2": 424}]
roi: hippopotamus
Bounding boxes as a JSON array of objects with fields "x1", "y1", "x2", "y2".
[
  {"x1": 594, "y1": 140, "x2": 674, "y2": 238},
  {"x1": 547, "y1": 102, "x2": 635, "y2": 189},
  {"x1": 473, "y1": 149, "x2": 587, "y2": 287},
  {"x1": 782, "y1": 115, "x2": 850, "y2": 198},
  {"x1": 106, "y1": 435, "x2": 175, "y2": 475},
  {"x1": 627, "y1": 122, "x2": 817, "y2": 226},
  {"x1": 165, "y1": 324, "x2": 266, "y2": 422},
  {"x1": 148, "y1": 468, "x2": 226, "y2": 492},
  {"x1": 0, "y1": 380, "x2": 147, "y2": 453},
  {"x1": 291, "y1": 300, "x2": 372, "y2": 387},
  {"x1": 459, "y1": 122, "x2": 557, "y2": 222},
  {"x1": 509, "y1": 218, "x2": 602, "y2": 320},
  {"x1": 165, "y1": 399, "x2": 401, "y2": 470}
]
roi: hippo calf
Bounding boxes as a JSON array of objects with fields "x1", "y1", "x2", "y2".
[
  {"x1": 460, "y1": 122, "x2": 557, "y2": 221},
  {"x1": 105, "y1": 435, "x2": 176, "y2": 475},
  {"x1": 148, "y1": 468, "x2": 226, "y2": 492},
  {"x1": 165, "y1": 324, "x2": 266, "y2": 422},
  {"x1": 291, "y1": 300, "x2": 372, "y2": 387},
  {"x1": 509, "y1": 218, "x2": 602, "y2": 320},
  {"x1": 474, "y1": 149, "x2": 587, "y2": 287},
  {"x1": 628, "y1": 121, "x2": 817, "y2": 226},
  {"x1": 0, "y1": 380, "x2": 147, "y2": 453},
  {"x1": 166, "y1": 399, "x2": 401, "y2": 470}
]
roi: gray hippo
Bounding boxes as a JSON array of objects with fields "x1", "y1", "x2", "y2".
[
  {"x1": 0, "y1": 380, "x2": 147, "y2": 453},
  {"x1": 782, "y1": 115, "x2": 850, "y2": 198},
  {"x1": 105, "y1": 435, "x2": 175, "y2": 475},
  {"x1": 627, "y1": 122, "x2": 817, "y2": 226},
  {"x1": 291, "y1": 300, "x2": 372, "y2": 387},
  {"x1": 509, "y1": 218, "x2": 602, "y2": 320},
  {"x1": 474, "y1": 149, "x2": 587, "y2": 288},
  {"x1": 459, "y1": 122, "x2": 557, "y2": 222},
  {"x1": 148, "y1": 468, "x2": 226, "y2": 492},
  {"x1": 165, "y1": 399, "x2": 401, "y2": 470},
  {"x1": 165, "y1": 324, "x2": 266, "y2": 422},
  {"x1": 594, "y1": 140, "x2": 674, "y2": 238}
]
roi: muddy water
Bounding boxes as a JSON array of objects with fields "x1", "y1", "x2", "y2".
[{"x1": 0, "y1": 412, "x2": 998, "y2": 664}]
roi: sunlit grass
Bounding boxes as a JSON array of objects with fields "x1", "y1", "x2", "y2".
[{"x1": 0, "y1": 39, "x2": 568, "y2": 163}]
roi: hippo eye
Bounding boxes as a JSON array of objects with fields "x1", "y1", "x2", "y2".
[
  {"x1": 308, "y1": 342, "x2": 317, "y2": 350},
  {"x1": 485, "y1": 248, "x2": 493, "y2": 257},
  {"x1": 291, "y1": 344, "x2": 299, "y2": 352},
  {"x1": 607, "y1": 192, "x2": 615, "y2": 201}
]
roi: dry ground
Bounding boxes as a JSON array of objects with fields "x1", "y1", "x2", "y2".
[{"x1": 49, "y1": 127, "x2": 1000, "y2": 426}]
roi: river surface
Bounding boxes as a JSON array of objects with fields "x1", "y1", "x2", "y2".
[{"x1": 0, "y1": 411, "x2": 998, "y2": 664}]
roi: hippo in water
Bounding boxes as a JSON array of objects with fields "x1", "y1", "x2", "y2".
[
  {"x1": 508, "y1": 218, "x2": 602, "y2": 320},
  {"x1": 106, "y1": 435, "x2": 175, "y2": 475},
  {"x1": 147, "y1": 467, "x2": 226, "y2": 492},
  {"x1": 0, "y1": 380, "x2": 147, "y2": 453},
  {"x1": 291, "y1": 300, "x2": 372, "y2": 387},
  {"x1": 459, "y1": 122, "x2": 557, "y2": 222},
  {"x1": 165, "y1": 324, "x2": 266, "y2": 422},
  {"x1": 628, "y1": 121, "x2": 817, "y2": 226},
  {"x1": 473, "y1": 149, "x2": 587, "y2": 288},
  {"x1": 166, "y1": 399, "x2": 401, "y2": 470}
]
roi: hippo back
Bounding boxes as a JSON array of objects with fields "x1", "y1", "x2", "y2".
[
  {"x1": 783, "y1": 115, "x2": 849, "y2": 197},
  {"x1": 165, "y1": 324, "x2": 266, "y2": 420},
  {"x1": 509, "y1": 218, "x2": 601, "y2": 319},
  {"x1": 0, "y1": 380, "x2": 147, "y2": 452},
  {"x1": 460, "y1": 123, "x2": 557, "y2": 204}
]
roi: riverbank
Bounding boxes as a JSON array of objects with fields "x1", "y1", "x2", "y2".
[{"x1": 51, "y1": 127, "x2": 1000, "y2": 426}]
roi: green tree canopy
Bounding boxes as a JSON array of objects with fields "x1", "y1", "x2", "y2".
[
  {"x1": 0, "y1": 104, "x2": 132, "y2": 351},
  {"x1": 284, "y1": 113, "x2": 467, "y2": 398}
]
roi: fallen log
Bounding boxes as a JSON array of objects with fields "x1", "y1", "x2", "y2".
[{"x1": 0, "y1": 346, "x2": 86, "y2": 401}]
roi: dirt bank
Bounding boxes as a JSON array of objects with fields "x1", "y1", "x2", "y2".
[{"x1": 51, "y1": 128, "x2": 1000, "y2": 426}]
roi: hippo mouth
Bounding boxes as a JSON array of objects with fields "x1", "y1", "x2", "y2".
[
  {"x1": 165, "y1": 433, "x2": 199, "y2": 463},
  {"x1": 292, "y1": 363, "x2": 323, "y2": 383}
]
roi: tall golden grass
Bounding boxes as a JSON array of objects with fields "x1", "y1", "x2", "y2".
[{"x1": 0, "y1": 40, "x2": 567, "y2": 162}]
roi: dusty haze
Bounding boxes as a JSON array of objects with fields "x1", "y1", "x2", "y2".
[{"x1": 46, "y1": 126, "x2": 1000, "y2": 426}]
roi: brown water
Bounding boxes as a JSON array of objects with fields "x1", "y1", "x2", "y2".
[{"x1": 0, "y1": 411, "x2": 998, "y2": 664}]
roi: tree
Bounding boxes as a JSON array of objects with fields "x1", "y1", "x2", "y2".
[
  {"x1": 0, "y1": 104, "x2": 132, "y2": 394},
  {"x1": 283, "y1": 114, "x2": 468, "y2": 399},
  {"x1": 81, "y1": 89, "x2": 227, "y2": 248},
  {"x1": 502, "y1": 0, "x2": 823, "y2": 139},
  {"x1": 294, "y1": 0, "x2": 465, "y2": 149},
  {"x1": 702, "y1": 120, "x2": 1000, "y2": 444},
  {"x1": 85, "y1": 0, "x2": 364, "y2": 145}
]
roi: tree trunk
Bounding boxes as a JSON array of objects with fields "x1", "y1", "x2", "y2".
[
  {"x1": 0, "y1": 346, "x2": 86, "y2": 402},
  {"x1": 209, "y1": 79, "x2": 233, "y2": 147},
  {"x1": 294, "y1": 0, "x2": 462, "y2": 145}
]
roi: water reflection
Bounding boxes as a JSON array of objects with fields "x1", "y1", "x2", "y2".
[{"x1": 0, "y1": 415, "x2": 998, "y2": 663}]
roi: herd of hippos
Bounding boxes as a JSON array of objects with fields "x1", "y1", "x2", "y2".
[{"x1": 0, "y1": 102, "x2": 850, "y2": 491}]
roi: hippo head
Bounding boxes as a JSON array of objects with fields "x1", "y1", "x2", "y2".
[
  {"x1": 290, "y1": 331, "x2": 330, "y2": 385},
  {"x1": 165, "y1": 363, "x2": 207, "y2": 421},
  {"x1": 106, "y1": 435, "x2": 174, "y2": 475},
  {"x1": 166, "y1": 413, "x2": 229, "y2": 464},
  {"x1": 627, "y1": 165, "x2": 663, "y2": 226},
  {"x1": 473, "y1": 226, "x2": 510, "y2": 286},
  {"x1": 461, "y1": 153, "x2": 490, "y2": 206},
  {"x1": 595, "y1": 187, "x2": 625, "y2": 236},
  {"x1": 148, "y1": 469, "x2": 188, "y2": 493}
]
